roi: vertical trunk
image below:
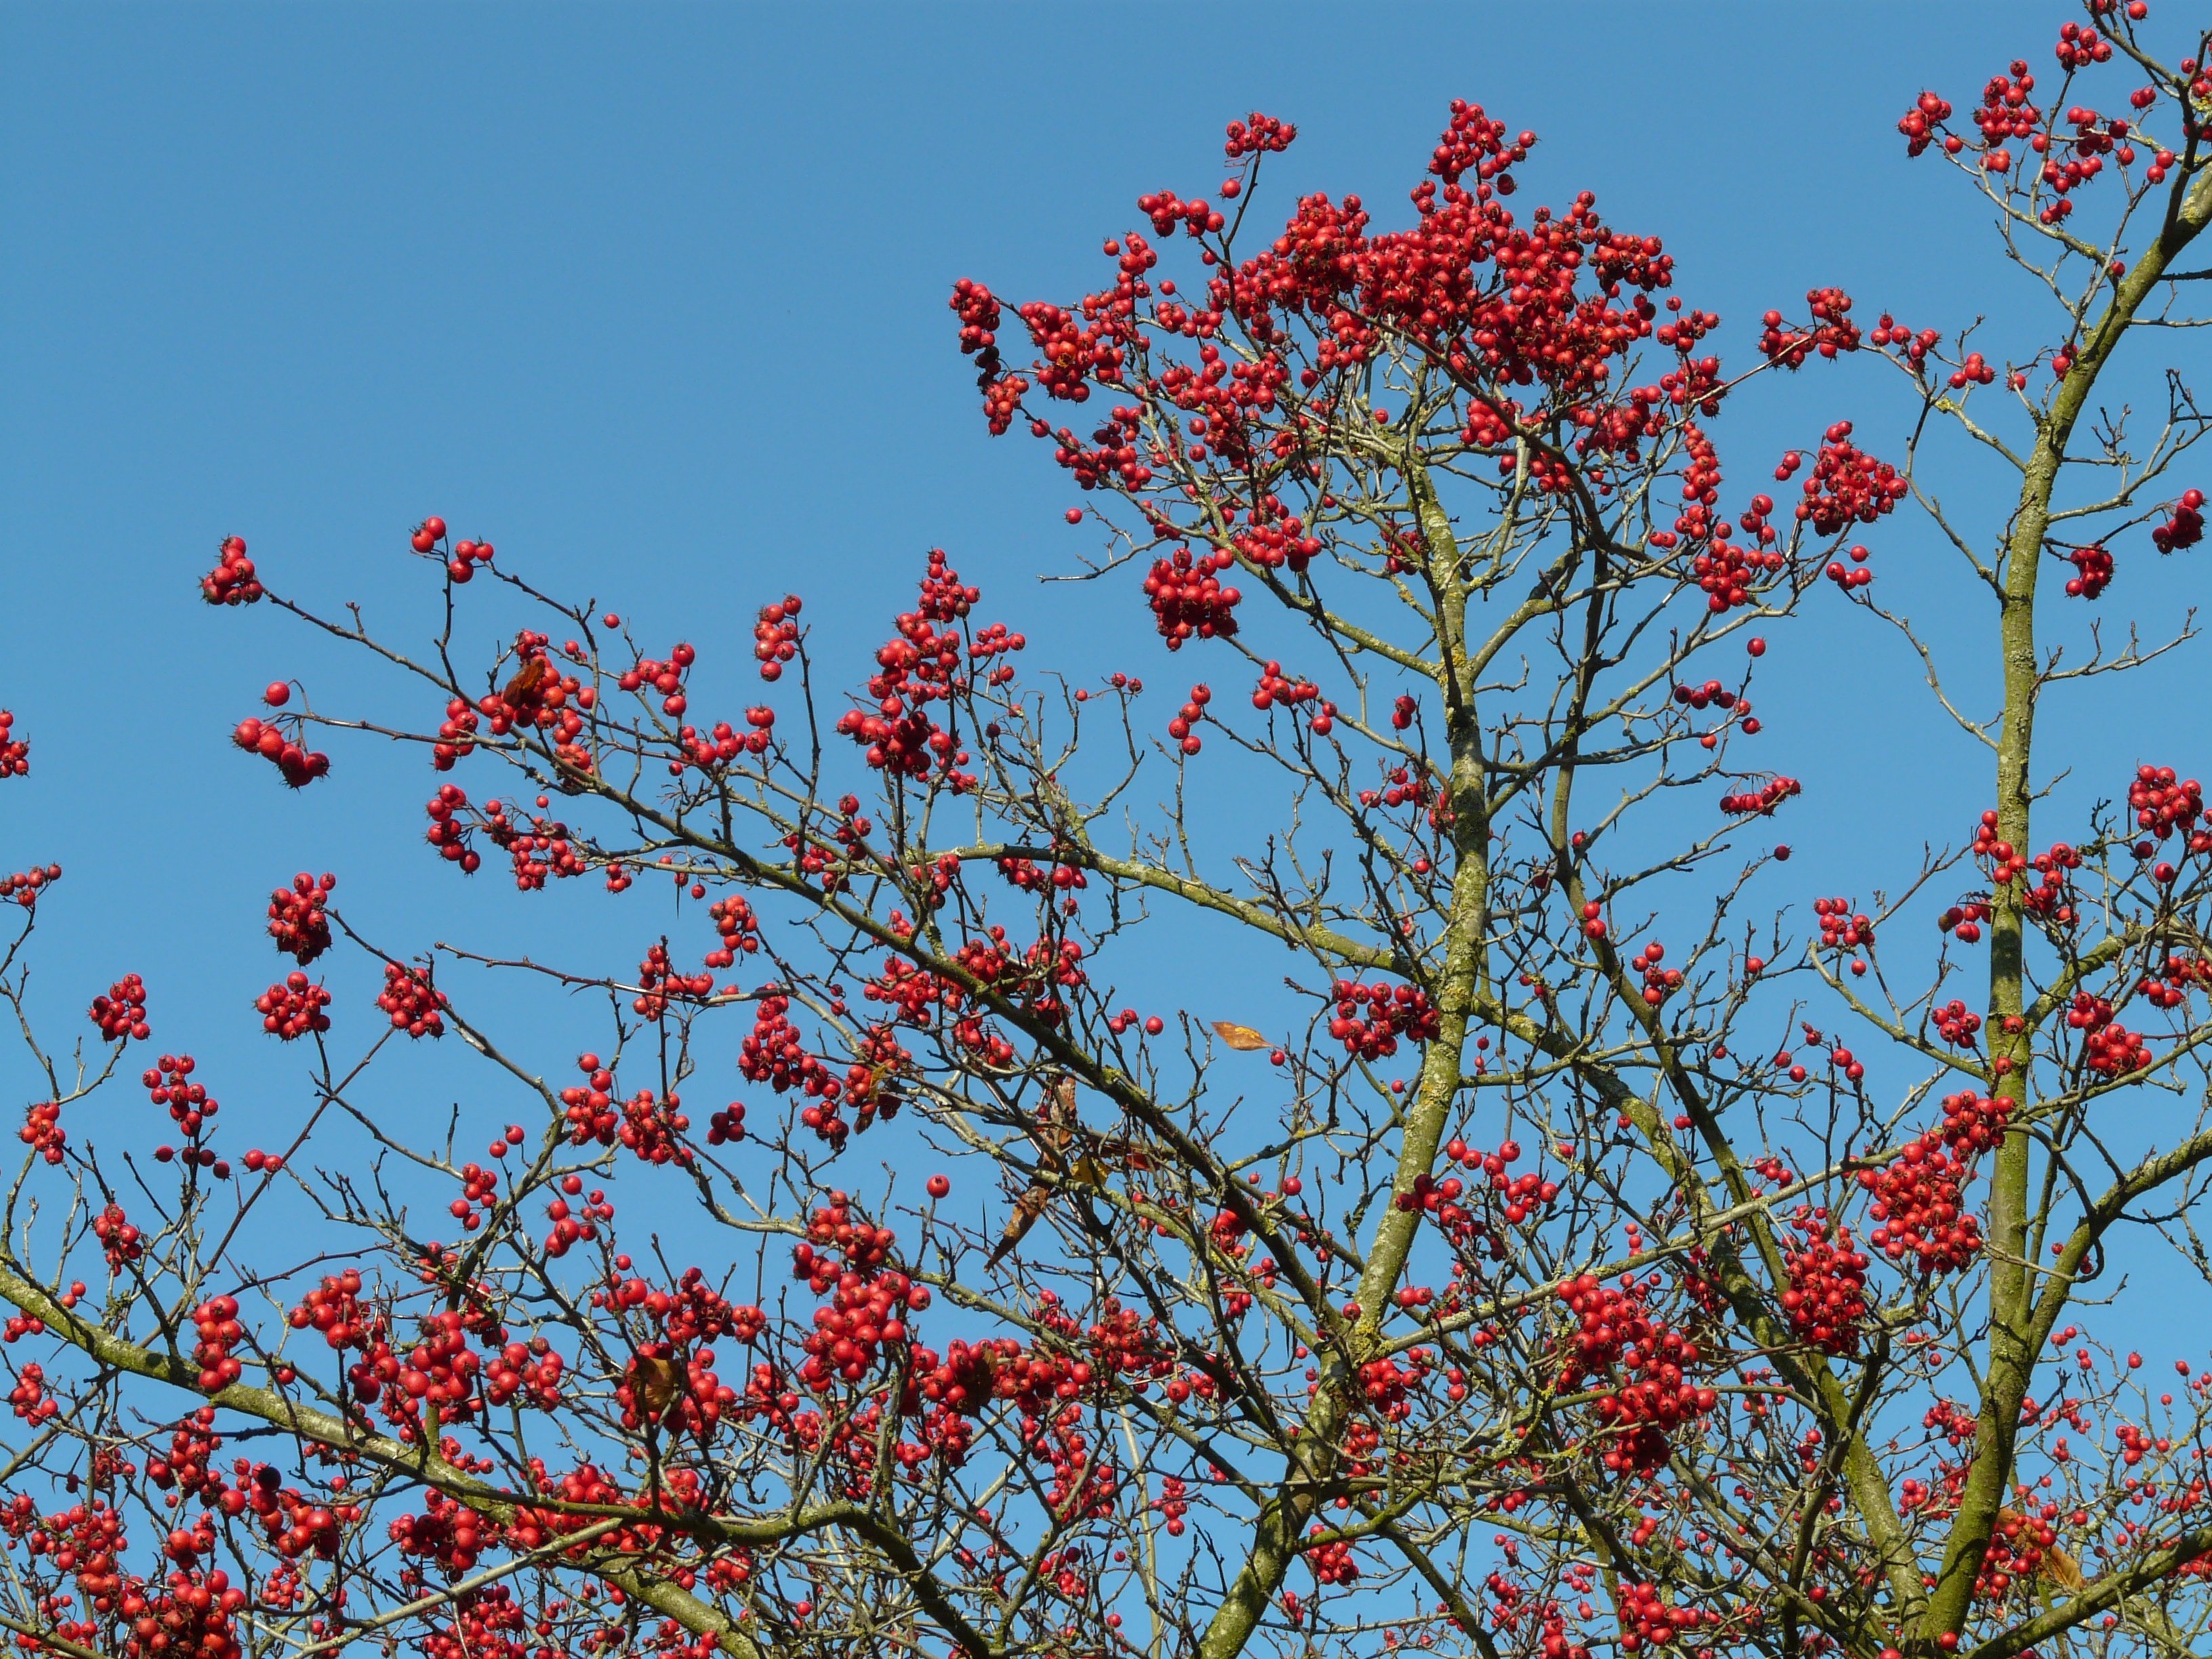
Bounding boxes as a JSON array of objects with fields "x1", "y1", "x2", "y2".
[{"x1": 1923, "y1": 167, "x2": 2212, "y2": 1647}]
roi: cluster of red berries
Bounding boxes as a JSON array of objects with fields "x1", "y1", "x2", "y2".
[
  {"x1": 1326, "y1": 980, "x2": 1441, "y2": 1060},
  {"x1": 1689, "y1": 527, "x2": 1785, "y2": 614},
  {"x1": 740, "y1": 993, "x2": 838, "y2": 1103},
  {"x1": 430, "y1": 693, "x2": 480, "y2": 771},
  {"x1": 796, "y1": 1240, "x2": 916, "y2": 1388},
  {"x1": 188, "y1": 1295, "x2": 245, "y2": 1391},
  {"x1": 1868, "y1": 315, "x2": 1942, "y2": 366},
  {"x1": 407, "y1": 515, "x2": 496, "y2": 583},
  {"x1": 979, "y1": 366, "x2": 1029, "y2": 434},
  {"x1": 1223, "y1": 504, "x2": 1321, "y2": 573},
  {"x1": 18, "y1": 1099, "x2": 64, "y2": 1164},
  {"x1": 1303, "y1": 1530, "x2": 1361, "y2": 1586},
  {"x1": 487, "y1": 798, "x2": 588, "y2": 890},
  {"x1": 96, "y1": 1202, "x2": 143, "y2": 1267},
  {"x1": 1143, "y1": 546, "x2": 1241, "y2": 648},
  {"x1": 1969, "y1": 810, "x2": 2028, "y2": 884},
  {"x1": 2061, "y1": 543, "x2": 2114, "y2": 598},
  {"x1": 1822, "y1": 541, "x2": 1873, "y2": 592},
  {"x1": 89, "y1": 972, "x2": 151, "y2": 1042},
  {"x1": 1356, "y1": 764, "x2": 1435, "y2": 813},
  {"x1": 2066, "y1": 991, "x2": 2153, "y2": 1076},
  {"x1": 632, "y1": 941, "x2": 716, "y2": 1020},
  {"x1": 540, "y1": 1179, "x2": 613, "y2": 1257},
  {"x1": 382, "y1": 1307, "x2": 484, "y2": 1431},
  {"x1": 754, "y1": 594, "x2": 803, "y2": 680},
  {"x1": 375, "y1": 964, "x2": 447, "y2": 1038},
  {"x1": 286, "y1": 1268, "x2": 377, "y2": 1354},
  {"x1": 1782, "y1": 1208, "x2": 1870, "y2": 1354},
  {"x1": 448, "y1": 1156, "x2": 501, "y2": 1232},
  {"x1": 1757, "y1": 287, "x2": 1860, "y2": 368},
  {"x1": 2129, "y1": 765, "x2": 2203, "y2": 840},
  {"x1": 1616, "y1": 1580, "x2": 1723, "y2": 1655},
  {"x1": 7, "y1": 1362, "x2": 59, "y2": 1426},
  {"x1": 2053, "y1": 18, "x2": 2114, "y2": 68},
  {"x1": 2151, "y1": 489, "x2": 2205, "y2": 552},
  {"x1": 1978, "y1": 1502, "x2": 2076, "y2": 1603},
  {"x1": 1555, "y1": 1273, "x2": 1717, "y2": 1474},
  {"x1": 682, "y1": 705, "x2": 778, "y2": 771},
  {"x1": 0, "y1": 710, "x2": 24, "y2": 779},
  {"x1": 705, "y1": 894, "x2": 762, "y2": 966},
  {"x1": 1225, "y1": 111, "x2": 1296, "y2": 158},
  {"x1": 1973, "y1": 63, "x2": 2042, "y2": 164},
  {"x1": 231, "y1": 716, "x2": 329, "y2": 789},
  {"x1": 267, "y1": 873, "x2": 335, "y2": 962},
  {"x1": 483, "y1": 1336, "x2": 563, "y2": 1410},
  {"x1": 1166, "y1": 683, "x2": 1211, "y2": 754},
  {"x1": 446, "y1": 537, "x2": 495, "y2": 583},
  {"x1": 1931, "y1": 999, "x2": 1983, "y2": 1048},
  {"x1": 1898, "y1": 90, "x2": 1955, "y2": 157},
  {"x1": 1, "y1": 862, "x2": 60, "y2": 909},
  {"x1": 835, "y1": 552, "x2": 980, "y2": 786},
  {"x1": 1134, "y1": 188, "x2": 1224, "y2": 240},
  {"x1": 116, "y1": 1568, "x2": 251, "y2": 1659},
  {"x1": 201, "y1": 535, "x2": 262, "y2": 605},
  {"x1": 147, "y1": 1052, "x2": 217, "y2": 1141},
  {"x1": 1673, "y1": 676, "x2": 1744, "y2": 714},
  {"x1": 1937, "y1": 896, "x2": 1992, "y2": 943},
  {"x1": 1858, "y1": 1097, "x2": 2003, "y2": 1275},
  {"x1": 560, "y1": 1054, "x2": 620, "y2": 1143},
  {"x1": 390, "y1": 1490, "x2": 487, "y2": 1574},
  {"x1": 1938, "y1": 1089, "x2": 2011, "y2": 1155},
  {"x1": 422, "y1": 783, "x2": 480, "y2": 873},
  {"x1": 950, "y1": 275, "x2": 1002, "y2": 384},
  {"x1": 617, "y1": 1088, "x2": 692, "y2": 1166},
  {"x1": 1797, "y1": 422, "x2": 1906, "y2": 537},
  {"x1": 1812, "y1": 897, "x2": 1875, "y2": 952},
  {"x1": 617, "y1": 641, "x2": 693, "y2": 719},
  {"x1": 1440, "y1": 1136, "x2": 1559, "y2": 1225},
  {"x1": 254, "y1": 972, "x2": 332, "y2": 1041},
  {"x1": 1720, "y1": 776, "x2": 1799, "y2": 817},
  {"x1": 1632, "y1": 940, "x2": 1683, "y2": 1007},
  {"x1": 2140, "y1": 952, "x2": 2212, "y2": 1011}
]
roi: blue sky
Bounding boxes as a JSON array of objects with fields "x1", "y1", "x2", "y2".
[{"x1": 3, "y1": 3, "x2": 2205, "y2": 1350}]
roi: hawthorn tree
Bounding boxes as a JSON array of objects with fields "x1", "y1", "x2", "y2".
[{"x1": 7, "y1": 7, "x2": 2212, "y2": 1659}]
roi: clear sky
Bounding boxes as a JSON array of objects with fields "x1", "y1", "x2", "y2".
[{"x1": 3, "y1": 3, "x2": 2203, "y2": 1345}]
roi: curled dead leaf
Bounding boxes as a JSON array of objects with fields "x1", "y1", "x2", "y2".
[
  {"x1": 629, "y1": 1352, "x2": 686, "y2": 1422},
  {"x1": 501, "y1": 654, "x2": 548, "y2": 708},
  {"x1": 988, "y1": 1185, "x2": 1052, "y2": 1267},
  {"x1": 1212, "y1": 1021, "x2": 1270, "y2": 1052}
]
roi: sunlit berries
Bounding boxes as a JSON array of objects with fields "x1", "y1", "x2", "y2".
[
  {"x1": 268, "y1": 872, "x2": 337, "y2": 963},
  {"x1": 0, "y1": 710, "x2": 25, "y2": 779},
  {"x1": 255, "y1": 972, "x2": 333, "y2": 1041},
  {"x1": 375, "y1": 964, "x2": 447, "y2": 1038},
  {"x1": 1143, "y1": 546, "x2": 1240, "y2": 647},
  {"x1": 231, "y1": 717, "x2": 329, "y2": 789},
  {"x1": 201, "y1": 535, "x2": 262, "y2": 606},
  {"x1": 754, "y1": 594, "x2": 803, "y2": 680},
  {"x1": 2152, "y1": 489, "x2": 2205, "y2": 553},
  {"x1": 89, "y1": 972, "x2": 152, "y2": 1042}
]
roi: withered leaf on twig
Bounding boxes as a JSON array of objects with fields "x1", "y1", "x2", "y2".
[
  {"x1": 501, "y1": 655, "x2": 548, "y2": 709},
  {"x1": 988, "y1": 1185, "x2": 1052, "y2": 1267},
  {"x1": 1211, "y1": 1021, "x2": 1270, "y2": 1052},
  {"x1": 629, "y1": 1352, "x2": 686, "y2": 1425}
]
